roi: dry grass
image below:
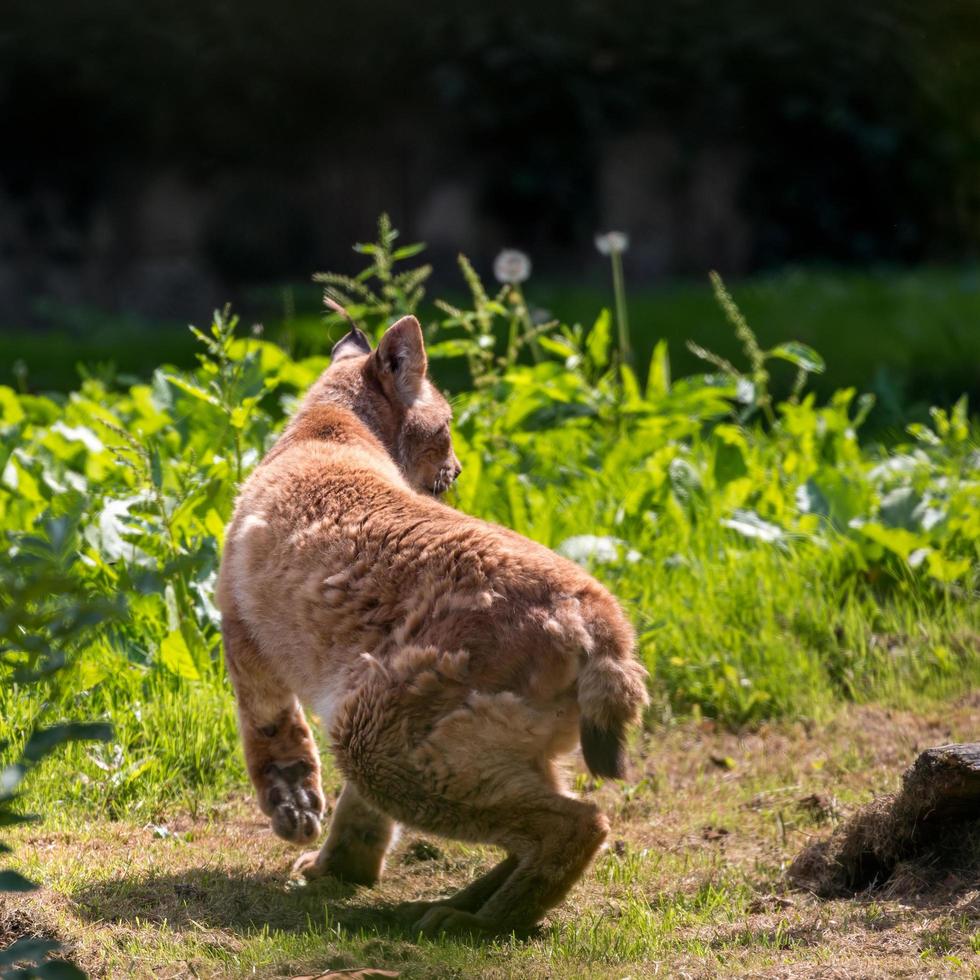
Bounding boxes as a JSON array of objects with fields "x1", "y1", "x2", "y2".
[{"x1": 5, "y1": 700, "x2": 980, "y2": 978}]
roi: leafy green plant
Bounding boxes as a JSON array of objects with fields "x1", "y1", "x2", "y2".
[
  {"x1": 1, "y1": 216, "x2": 978, "y2": 816},
  {"x1": 1, "y1": 516, "x2": 122, "y2": 979},
  {"x1": 313, "y1": 212, "x2": 432, "y2": 335},
  {"x1": 686, "y1": 271, "x2": 827, "y2": 425}
]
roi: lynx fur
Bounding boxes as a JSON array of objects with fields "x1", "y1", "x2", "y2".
[{"x1": 216, "y1": 315, "x2": 649, "y2": 935}]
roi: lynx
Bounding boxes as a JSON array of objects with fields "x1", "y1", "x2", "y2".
[{"x1": 216, "y1": 314, "x2": 649, "y2": 936}]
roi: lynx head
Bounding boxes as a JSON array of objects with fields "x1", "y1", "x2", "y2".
[{"x1": 321, "y1": 315, "x2": 462, "y2": 496}]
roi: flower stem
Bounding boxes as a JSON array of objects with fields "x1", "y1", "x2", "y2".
[{"x1": 610, "y1": 249, "x2": 632, "y2": 367}]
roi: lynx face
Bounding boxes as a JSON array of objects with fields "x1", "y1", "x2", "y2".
[
  {"x1": 319, "y1": 316, "x2": 462, "y2": 497},
  {"x1": 399, "y1": 406, "x2": 460, "y2": 497}
]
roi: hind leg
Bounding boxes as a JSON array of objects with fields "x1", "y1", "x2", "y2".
[
  {"x1": 398, "y1": 855, "x2": 519, "y2": 923},
  {"x1": 293, "y1": 781, "x2": 396, "y2": 886},
  {"x1": 414, "y1": 798, "x2": 608, "y2": 936},
  {"x1": 334, "y1": 647, "x2": 605, "y2": 934},
  {"x1": 223, "y1": 612, "x2": 324, "y2": 845}
]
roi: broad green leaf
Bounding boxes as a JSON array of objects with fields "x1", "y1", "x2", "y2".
[
  {"x1": 49, "y1": 421, "x2": 105, "y2": 454},
  {"x1": 537, "y1": 335, "x2": 577, "y2": 359},
  {"x1": 150, "y1": 368, "x2": 175, "y2": 411},
  {"x1": 204, "y1": 508, "x2": 226, "y2": 541},
  {"x1": 856, "y1": 522, "x2": 925, "y2": 561},
  {"x1": 586, "y1": 309, "x2": 612, "y2": 370},
  {"x1": 159, "y1": 629, "x2": 200, "y2": 680},
  {"x1": 714, "y1": 437, "x2": 748, "y2": 485},
  {"x1": 768, "y1": 341, "x2": 826, "y2": 374},
  {"x1": 0, "y1": 385, "x2": 25, "y2": 424},
  {"x1": 927, "y1": 552, "x2": 972, "y2": 582},
  {"x1": 278, "y1": 356, "x2": 329, "y2": 389},
  {"x1": 2, "y1": 456, "x2": 42, "y2": 502},
  {"x1": 162, "y1": 374, "x2": 221, "y2": 408},
  {"x1": 392, "y1": 242, "x2": 426, "y2": 260},
  {"x1": 797, "y1": 471, "x2": 867, "y2": 528},
  {"x1": 645, "y1": 339, "x2": 671, "y2": 398},
  {"x1": 228, "y1": 338, "x2": 288, "y2": 374},
  {"x1": 878, "y1": 486, "x2": 921, "y2": 530},
  {"x1": 620, "y1": 364, "x2": 642, "y2": 405}
]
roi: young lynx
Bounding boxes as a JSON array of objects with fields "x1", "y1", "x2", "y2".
[{"x1": 216, "y1": 315, "x2": 649, "y2": 936}]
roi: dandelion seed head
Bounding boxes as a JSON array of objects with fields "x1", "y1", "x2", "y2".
[
  {"x1": 493, "y1": 249, "x2": 532, "y2": 284},
  {"x1": 595, "y1": 231, "x2": 630, "y2": 255}
]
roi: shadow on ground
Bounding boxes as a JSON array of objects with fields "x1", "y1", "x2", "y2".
[{"x1": 71, "y1": 867, "x2": 410, "y2": 937}]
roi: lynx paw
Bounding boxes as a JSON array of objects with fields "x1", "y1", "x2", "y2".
[
  {"x1": 397, "y1": 898, "x2": 447, "y2": 923},
  {"x1": 262, "y1": 760, "x2": 323, "y2": 845},
  {"x1": 291, "y1": 846, "x2": 382, "y2": 886},
  {"x1": 413, "y1": 906, "x2": 493, "y2": 938},
  {"x1": 291, "y1": 849, "x2": 324, "y2": 879}
]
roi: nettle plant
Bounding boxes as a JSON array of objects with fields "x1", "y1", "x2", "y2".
[{"x1": 313, "y1": 217, "x2": 979, "y2": 590}]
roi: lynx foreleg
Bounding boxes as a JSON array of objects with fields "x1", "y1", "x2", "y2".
[{"x1": 222, "y1": 612, "x2": 324, "y2": 844}]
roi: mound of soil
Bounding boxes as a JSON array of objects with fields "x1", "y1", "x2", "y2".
[{"x1": 789, "y1": 742, "x2": 980, "y2": 898}]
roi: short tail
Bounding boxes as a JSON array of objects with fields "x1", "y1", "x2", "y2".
[{"x1": 577, "y1": 644, "x2": 649, "y2": 780}]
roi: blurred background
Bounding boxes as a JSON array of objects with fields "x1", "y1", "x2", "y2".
[{"x1": 3, "y1": 0, "x2": 980, "y2": 418}]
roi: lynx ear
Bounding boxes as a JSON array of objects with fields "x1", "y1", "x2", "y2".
[
  {"x1": 332, "y1": 326, "x2": 373, "y2": 361},
  {"x1": 375, "y1": 315, "x2": 427, "y2": 404}
]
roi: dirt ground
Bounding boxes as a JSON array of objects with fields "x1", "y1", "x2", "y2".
[{"x1": 4, "y1": 699, "x2": 979, "y2": 979}]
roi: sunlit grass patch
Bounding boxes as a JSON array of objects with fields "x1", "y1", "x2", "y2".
[{"x1": 6, "y1": 704, "x2": 978, "y2": 978}]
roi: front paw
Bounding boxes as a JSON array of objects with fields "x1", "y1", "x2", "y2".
[
  {"x1": 291, "y1": 845, "x2": 382, "y2": 886},
  {"x1": 291, "y1": 849, "x2": 325, "y2": 880},
  {"x1": 262, "y1": 760, "x2": 324, "y2": 845}
]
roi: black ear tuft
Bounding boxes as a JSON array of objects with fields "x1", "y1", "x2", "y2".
[{"x1": 331, "y1": 326, "x2": 373, "y2": 361}]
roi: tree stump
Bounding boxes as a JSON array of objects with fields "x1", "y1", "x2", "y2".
[{"x1": 789, "y1": 742, "x2": 980, "y2": 897}]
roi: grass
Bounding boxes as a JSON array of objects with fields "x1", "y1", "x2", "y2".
[{"x1": 4, "y1": 703, "x2": 979, "y2": 978}]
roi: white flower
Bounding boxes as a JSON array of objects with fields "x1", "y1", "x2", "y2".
[
  {"x1": 493, "y1": 249, "x2": 532, "y2": 284},
  {"x1": 595, "y1": 231, "x2": 630, "y2": 255}
]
